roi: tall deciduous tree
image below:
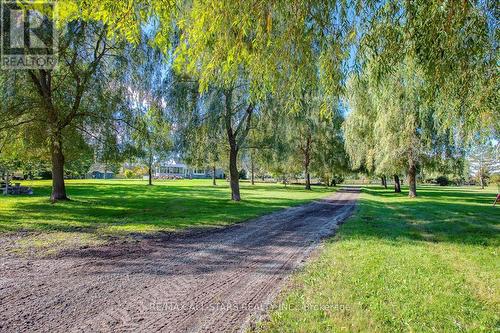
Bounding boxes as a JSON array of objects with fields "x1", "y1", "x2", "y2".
[
  {"x1": 184, "y1": 121, "x2": 226, "y2": 186},
  {"x1": 170, "y1": 0, "x2": 350, "y2": 200},
  {"x1": 343, "y1": 75, "x2": 378, "y2": 172},
  {"x1": 131, "y1": 105, "x2": 172, "y2": 186},
  {"x1": 371, "y1": 60, "x2": 427, "y2": 198},
  {"x1": 123, "y1": 32, "x2": 173, "y2": 186},
  {"x1": 1, "y1": 21, "x2": 129, "y2": 201},
  {"x1": 286, "y1": 94, "x2": 321, "y2": 191},
  {"x1": 358, "y1": 0, "x2": 498, "y2": 142},
  {"x1": 57, "y1": 1, "x2": 352, "y2": 201},
  {"x1": 468, "y1": 138, "x2": 499, "y2": 189},
  {"x1": 312, "y1": 111, "x2": 348, "y2": 188},
  {"x1": 346, "y1": 58, "x2": 466, "y2": 197}
]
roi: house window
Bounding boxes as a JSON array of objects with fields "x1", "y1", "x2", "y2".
[{"x1": 194, "y1": 169, "x2": 205, "y2": 175}]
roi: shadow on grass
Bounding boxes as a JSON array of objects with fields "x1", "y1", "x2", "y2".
[
  {"x1": 0, "y1": 181, "x2": 332, "y2": 235},
  {"x1": 342, "y1": 186, "x2": 500, "y2": 247}
]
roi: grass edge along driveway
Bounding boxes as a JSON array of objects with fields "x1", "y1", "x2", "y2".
[{"x1": 256, "y1": 185, "x2": 499, "y2": 333}]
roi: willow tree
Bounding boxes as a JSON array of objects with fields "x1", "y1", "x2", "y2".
[
  {"x1": 248, "y1": 99, "x2": 295, "y2": 185},
  {"x1": 175, "y1": 87, "x2": 227, "y2": 187},
  {"x1": 346, "y1": 0, "x2": 497, "y2": 196},
  {"x1": 312, "y1": 110, "x2": 348, "y2": 188},
  {"x1": 346, "y1": 57, "x2": 466, "y2": 198},
  {"x1": 241, "y1": 102, "x2": 288, "y2": 186},
  {"x1": 372, "y1": 60, "x2": 433, "y2": 197},
  {"x1": 344, "y1": 74, "x2": 404, "y2": 192},
  {"x1": 0, "y1": 19, "x2": 131, "y2": 201},
  {"x1": 358, "y1": 0, "x2": 498, "y2": 142},
  {"x1": 57, "y1": 0, "x2": 352, "y2": 200},
  {"x1": 168, "y1": 0, "x2": 351, "y2": 200},
  {"x1": 343, "y1": 75, "x2": 376, "y2": 172},
  {"x1": 0, "y1": 0, "x2": 177, "y2": 200},
  {"x1": 128, "y1": 106, "x2": 171, "y2": 185}
]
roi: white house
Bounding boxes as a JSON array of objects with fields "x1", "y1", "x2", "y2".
[{"x1": 153, "y1": 159, "x2": 225, "y2": 179}]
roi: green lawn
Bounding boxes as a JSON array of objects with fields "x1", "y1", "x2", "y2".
[
  {"x1": 0, "y1": 179, "x2": 332, "y2": 254},
  {"x1": 258, "y1": 186, "x2": 499, "y2": 333}
]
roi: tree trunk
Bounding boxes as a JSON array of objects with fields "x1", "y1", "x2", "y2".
[
  {"x1": 332, "y1": 179, "x2": 337, "y2": 187},
  {"x1": 480, "y1": 175, "x2": 485, "y2": 189},
  {"x1": 223, "y1": 89, "x2": 253, "y2": 201},
  {"x1": 305, "y1": 171, "x2": 311, "y2": 190},
  {"x1": 4, "y1": 173, "x2": 9, "y2": 196},
  {"x1": 225, "y1": 92, "x2": 239, "y2": 200},
  {"x1": 228, "y1": 145, "x2": 241, "y2": 201},
  {"x1": 50, "y1": 132, "x2": 68, "y2": 201},
  {"x1": 224, "y1": 90, "x2": 241, "y2": 202},
  {"x1": 212, "y1": 164, "x2": 217, "y2": 186},
  {"x1": 394, "y1": 175, "x2": 401, "y2": 193},
  {"x1": 304, "y1": 135, "x2": 312, "y2": 191},
  {"x1": 408, "y1": 162, "x2": 417, "y2": 198},
  {"x1": 382, "y1": 176, "x2": 387, "y2": 189},
  {"x1": 148, "y1": 166, "x2": 153, "y2": 186}
]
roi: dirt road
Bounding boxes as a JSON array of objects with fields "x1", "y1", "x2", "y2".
[{"x1": 0, "y1": 188, "x2": 359, "y2": 333}]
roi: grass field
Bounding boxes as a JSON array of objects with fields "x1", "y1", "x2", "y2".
[
  {"x1": 0, "y1": 179, "x2": 332, "y2": 254},
  {"x1": 258, "y1": 186, "x2": 499, "y2": 333}
]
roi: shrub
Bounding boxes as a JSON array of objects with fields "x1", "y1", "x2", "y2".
[
  {"x1": 451, "y1": 177, "x2": 465, "y2": 186},
  {"x1": 435, "y1": 176, "x2": 449, "y2": 186},
  {"x1": 124, "y1": 169, "x2": 135, "y2": 179}
]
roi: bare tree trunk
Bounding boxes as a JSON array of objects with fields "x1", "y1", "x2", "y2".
[
  {"x1": 50, "y1": 132, "x2": 68, "y2": 201},
  {"x1": 148, "y1": 166, "x2": 153, "y2": 186},
  {"x1": 332, "y1": 178, "x2": 337, "y2": 187},
  {"x1": 394, "y1": 175, "x2": 401, "y2": 193},
  {"x1": 305, "y1": 171, "x2": 311, "y2": 190},
  {"x1": 304, "y1": 135, "x2": 312, "y2": 191},
  {"x1": 408, "y1": 162, "x2": 417, "y2": 198},
  {"x1": 381, "y1": 176, "x2": 387, "y2": 189},
  {"x1": 148, "y1": 154, "x2": 153, "y2": 186},
  {"x1": 224, "y1": 90, "x2": 241, "y2": 202},
  {"x1": 228, "y1": 145, "x2": 241, "y2": 201},
  {"x1": 480, "y1": 175, "x2": 485, "y2": 189},
  {"x1": 212, "y1": 164, "x2": 217, "y2": 186}
]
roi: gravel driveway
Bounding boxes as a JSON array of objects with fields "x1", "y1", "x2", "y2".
[{"x1": 0, "y1": 188, "x2": 359, "y2": 333}]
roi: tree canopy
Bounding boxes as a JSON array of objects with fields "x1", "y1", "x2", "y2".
[{"x1": 1, "y1": 0, "x2": 497, "y2": 200}]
